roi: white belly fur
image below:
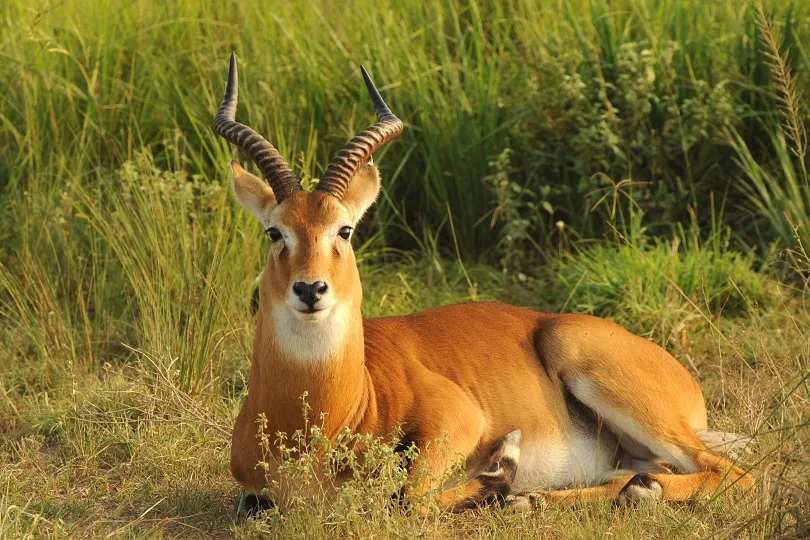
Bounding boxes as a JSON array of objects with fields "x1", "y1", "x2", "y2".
[{"x1": 512, "y1": 425, "x2": 620, "y2": 491}]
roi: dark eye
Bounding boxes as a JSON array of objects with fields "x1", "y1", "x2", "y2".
[
  {"x1": 265, "y1": 227, "x2": 283, "y2": 242},
  {"x1": 487, "y1": 461, "x2": 501, "y2": 474},
  {"x1": 338, "y1": 226, "x2": 353, "y2": 240}
]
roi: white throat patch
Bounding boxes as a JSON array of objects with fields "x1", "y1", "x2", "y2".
[{"x1": 270, "y1": 302, "x2": 352, "y2": 363}]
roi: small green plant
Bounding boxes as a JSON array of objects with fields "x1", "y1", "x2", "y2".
[
  {"x1": 484, "y1": 148, "x2": 546, "y2": 271},
  {"x1": 247, "y1": 394, "x2": 466, "y2": 537}
]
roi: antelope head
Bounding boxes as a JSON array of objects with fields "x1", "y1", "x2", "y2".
[{"x1": 213, "y1": 54, "x2": 402, "y2": 361}]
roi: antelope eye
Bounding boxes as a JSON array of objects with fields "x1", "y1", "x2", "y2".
[
  {"x1": 265, "y1": 227, "x2": 283, "y2": 242},
  {"x1": 338, "y1": 226, "x2": 353, "y2": 240}
]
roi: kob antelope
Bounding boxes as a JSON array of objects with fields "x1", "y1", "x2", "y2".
[{"x1": 213, "y1": 53, "x2": 752, "y2": 512}]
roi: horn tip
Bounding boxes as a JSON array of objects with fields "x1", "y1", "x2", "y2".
[
  {"x1": 360, "y1": 65, "x2": 374, "y2": 87},
  {"x1": 224, "y1": 51, "x2": 238, "y2": 98}
]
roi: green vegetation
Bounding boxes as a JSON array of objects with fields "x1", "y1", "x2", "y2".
[{"x1": 1, "y1": 0, "x2": 808, "y2": 537}]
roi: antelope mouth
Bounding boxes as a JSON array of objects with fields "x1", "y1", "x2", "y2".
[{"x1": 291, "y1": 303, "x2": 335, "y2": 322}]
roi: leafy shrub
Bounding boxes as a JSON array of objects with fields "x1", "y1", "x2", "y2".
[{"x1": 511, "y1": 40, "x2": 739, "y2": 241}]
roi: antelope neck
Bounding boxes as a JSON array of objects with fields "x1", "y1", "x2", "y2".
[{"x1": 252, "y1": 305, "x2": 371, "y2": 439}]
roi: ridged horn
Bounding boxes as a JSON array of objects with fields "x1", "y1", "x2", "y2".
[
  {"x1": 316, "y1": 66, "x2": 403, "y2": 200},
  {"x1": 213, "y1": 52, "x2": 301, "y2": 202}
]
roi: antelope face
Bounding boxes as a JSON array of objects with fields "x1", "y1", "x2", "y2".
[
  {"x1": 213, "y1": 53, "x2": 402, "y2": 343},
  {"x1": 230, "y1": 160, "x2": 381, "y2": 324}
]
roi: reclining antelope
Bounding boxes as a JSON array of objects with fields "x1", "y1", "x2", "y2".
[{"x1": 213, "y1": 53, "x2": 752, "y2": 512}]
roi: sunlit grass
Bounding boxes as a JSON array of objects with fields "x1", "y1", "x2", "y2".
[
  {"x1": 1, "y1": 0, "x2": 809, "y2": 537},
  {"x1": 2, "y1": 0, "x2": 806, "y2": 254}
]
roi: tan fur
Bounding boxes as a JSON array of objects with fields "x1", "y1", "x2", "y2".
[
  {"x1": 231, "y1": 161, "x2": 277, "y2": 222},
  {"x1": 341, "y1": 159, "x2": 381, "y2": 223},
  {"x1": 229, "y1": 162, "x2": 753, "y2": 511}
]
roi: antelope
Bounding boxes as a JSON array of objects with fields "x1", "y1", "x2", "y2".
[{"x1": 212, "y1": 53, "x2": 752, "y2": 512}]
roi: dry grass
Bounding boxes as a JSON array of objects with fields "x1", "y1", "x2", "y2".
[{"x1": 1, "y1": 262, "x2": 808, "y2": 538}]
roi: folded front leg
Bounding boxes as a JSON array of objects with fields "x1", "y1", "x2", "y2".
[{"x1": 449, "y1": 429, "x2": 523, "y2": 512}]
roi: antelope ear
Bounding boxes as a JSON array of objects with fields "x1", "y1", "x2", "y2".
[
  {"x1": 231, "y1": 160, "x2": 277, "y2": 223},
  {"x1": 341, "y1": 159, "x2": 381, "y2": 224}
]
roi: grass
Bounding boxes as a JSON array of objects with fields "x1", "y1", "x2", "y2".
[
  {"x1": 2, "y1": 0, "x2": 808, "y2": 254},
  {"x1": 552, "y1": 229, "x2": 770, "y2": 341},
  {"x1": 1, "y1": 0, "x2": 809, "y2": 538},
  {"x1": 728, "y1": 1, "x2": 810, "y2": 259},
  {"x1": 1, "y1": 257, "x2": 808, "y2": 537}
]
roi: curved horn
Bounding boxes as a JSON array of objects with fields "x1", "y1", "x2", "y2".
[
  {"x1": 316, "y1": 66, "x2": 403, "y2": 200},
  {"x1": 213, "y1": 53, "x2": 302, "y2": 202}
]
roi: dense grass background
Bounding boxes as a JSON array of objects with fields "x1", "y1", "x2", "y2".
[
  {"x1": 1, "y1": 0, "x2": 809, "y2": 537},
  {"x1": 3, "y1": 0, "x2": 808, "y2": 256}
]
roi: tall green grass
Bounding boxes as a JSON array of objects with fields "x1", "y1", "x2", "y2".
[
  {"x1": 727, "y1": 3, "x2": 809, "y2": 281},
  {"x1": 1, "y1": 0, "x2": 807, "y2": 256},
  {"x1": 0, "y1": 150, "x2": 257, "y2": 392},
  {"x1": 71, "y1": 152, "x2": 259, "y2": 392}
]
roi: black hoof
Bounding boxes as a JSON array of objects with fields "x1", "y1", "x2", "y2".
[
  {"x1": 240, "y1": 492, "x2": 273, "y2": 517},
  {"x1": 617, "y1": 473, "x2": 663, "y2": 506}
]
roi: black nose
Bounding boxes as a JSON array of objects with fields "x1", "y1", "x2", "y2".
[{"x1": 292, "y1": 281, "x2": 328, "y2": 310}]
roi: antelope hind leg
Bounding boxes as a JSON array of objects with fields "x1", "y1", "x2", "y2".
[{"x1": 508, "y1": 457, "x2": 752, "y2": 510}]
